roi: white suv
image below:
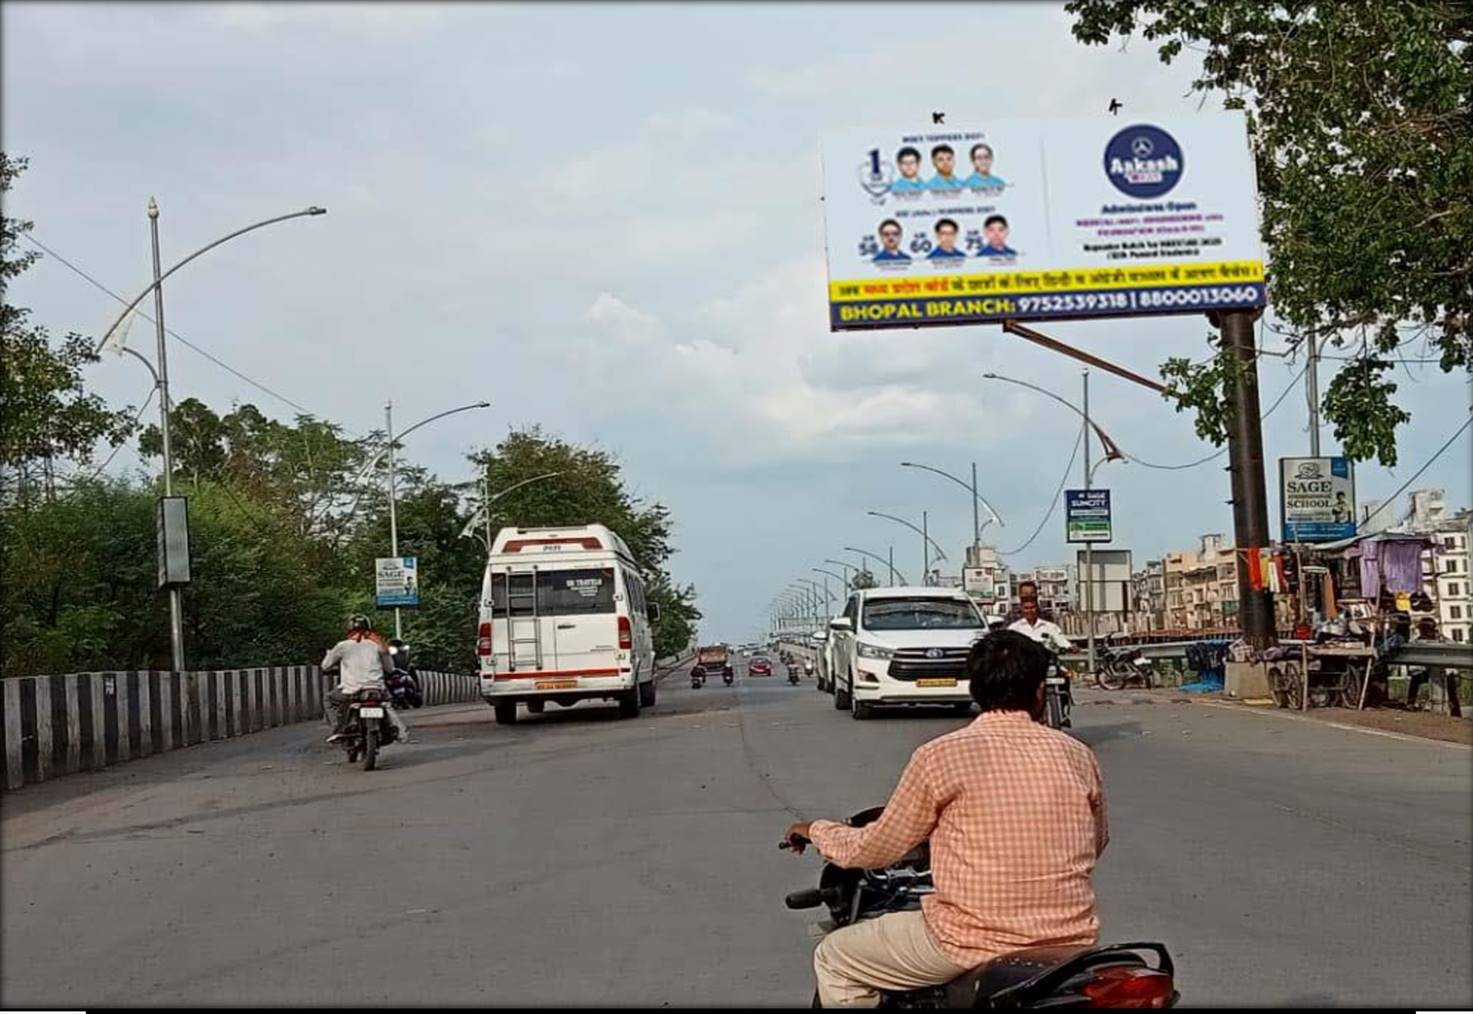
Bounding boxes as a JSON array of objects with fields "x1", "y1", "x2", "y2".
[{"x1": 829, "y1": 587, "x2": 987, "y2": 720}]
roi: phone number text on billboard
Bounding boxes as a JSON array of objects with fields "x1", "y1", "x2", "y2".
[{"x1": 831, "y1": 282, "x2": 1266, "y2": 329}]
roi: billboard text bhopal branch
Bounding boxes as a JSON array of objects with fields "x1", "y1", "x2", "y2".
[{"x1": 821, "y1": 113, "x2": 1266, "y2": 330}]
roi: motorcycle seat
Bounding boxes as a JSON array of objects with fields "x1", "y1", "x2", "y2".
[{"x1": 944, "y1": 944, "x2": 1090, "y2": 1007}]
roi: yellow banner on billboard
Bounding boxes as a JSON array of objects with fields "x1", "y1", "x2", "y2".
[{"x1": 829, "y1": 260, "x2": 1264, "y2": 302}]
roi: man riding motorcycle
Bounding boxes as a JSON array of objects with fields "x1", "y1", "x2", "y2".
[
  {"x1": 320, "y1": 615, "x2": 412, "y2": 744},
  {"x1": 782, "y1": 632, "x2": 1109, "y2": 1007}
]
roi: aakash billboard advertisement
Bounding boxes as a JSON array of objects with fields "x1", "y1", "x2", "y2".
[{"x1": 821, "y1": 112, "x2": 1266, "y2": 330}]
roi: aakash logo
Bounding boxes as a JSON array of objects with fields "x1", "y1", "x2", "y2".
[{"x1": 1104, "y1": 124, "x2": 1184, "y2": 198}]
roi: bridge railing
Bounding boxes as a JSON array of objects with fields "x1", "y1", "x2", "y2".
[{"x1": 1, "y1": 667, "x2": 479, "y2": 793}]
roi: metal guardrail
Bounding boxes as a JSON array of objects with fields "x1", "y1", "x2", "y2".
[{"x1": 1384, "y1": 642, "x2": 1473, "y2": 670}]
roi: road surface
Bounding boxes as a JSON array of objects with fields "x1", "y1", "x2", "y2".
[{"x1": 3, "y1": 666, "x2": 1469, "y2": 1006}]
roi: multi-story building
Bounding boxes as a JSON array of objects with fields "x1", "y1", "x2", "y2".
[
  {"x1": 963, "y1": 544, "x2": 1011, "y2": 615},
  {"x1": 1011, "y1": 565, "x2": 1074, "y2": 621},
  {"x1": 1131, "y1": 560, "x2": 1166, "y2": 632},
  {"x1": 1430, "y1": 514, "x2": 1472, "y2": 643}
]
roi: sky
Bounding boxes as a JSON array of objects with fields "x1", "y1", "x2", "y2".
[{"x1": 5, "y1": 1, "x2": 1470, "y2": 643}]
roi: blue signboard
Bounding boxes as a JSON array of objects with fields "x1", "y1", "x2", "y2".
[{"x1": 1066, "y1": 489, "x2": 1112, "y2": 543}]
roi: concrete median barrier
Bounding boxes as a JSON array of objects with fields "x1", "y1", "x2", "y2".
[{"x1": 0, "y1": 667, "x2": 479, "y2": 793}]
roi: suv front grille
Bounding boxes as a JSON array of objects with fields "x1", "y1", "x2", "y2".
[{"x1": 887, "y1": 647, "x2": 970, "y2": 682}]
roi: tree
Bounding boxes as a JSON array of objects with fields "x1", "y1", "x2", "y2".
[
  {"x1": 1, "y1": 153, "x2": 137, "y2": 500},
  {"x1": 1066, "y1": 1, "x2": 1473, "y2": 465}
]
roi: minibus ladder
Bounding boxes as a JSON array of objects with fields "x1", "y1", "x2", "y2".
[{"x1": 505, "y1": 568, "x2": 544, "y2": 670}]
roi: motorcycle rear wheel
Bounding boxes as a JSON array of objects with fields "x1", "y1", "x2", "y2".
[
  {"x1": 1096, "y1": 665, "x2": 1126, "y2": 691},
  {"x1": 362, "y1": 727, "x2": 378, "y2": 771}
]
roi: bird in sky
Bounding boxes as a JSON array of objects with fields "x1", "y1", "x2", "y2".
[{"x1": 1108, "y1": 98, "x2": 1123, "y2": 115}]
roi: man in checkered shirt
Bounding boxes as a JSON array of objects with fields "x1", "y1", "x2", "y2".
[{"x1": 784, "y1": 631, "x2": 1110, "y2": 1007}]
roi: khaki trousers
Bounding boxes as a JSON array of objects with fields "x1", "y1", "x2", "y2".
[{"x1": 813, "y1": 909, "x2": 971, "y2": 1007}]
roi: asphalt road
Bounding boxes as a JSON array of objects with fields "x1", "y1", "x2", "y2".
[{"x1": 3, "y1": 662, "x2": 1469, "y2": 1007}]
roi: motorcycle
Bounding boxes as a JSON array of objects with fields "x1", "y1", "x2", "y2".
[
  {"x1": 723, "y1": 667, "x2": 735, "y2": 686},
  {"x1": 690, "y1": 665, "x2": 707, "y2": 689},
  {"x1": 782, "y1": 808, "x2": 1178, "y2": 1009},
  {"x1": 1044, "y1": 653, "x2": 1073, "y2": 731},
  {"x1": 336, "y1": 686, "x2": 399, "y2": 771},
  {"x1": 1095, "y1": 644, "x2": 1154, "y2": 691},
  {"x1": 384, "y1": 667, "x2": 423, "y2": 710},
  {"x1": 386, "y1": 641, "x2": 424, "y2": 708},
  {"x1": 788, "y1": 665, "x2": 802, "y2": 685}
]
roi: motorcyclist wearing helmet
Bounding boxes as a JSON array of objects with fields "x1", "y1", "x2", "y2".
[{"x1": 321, "y1": 615, "x2": 412, "y2": 743}]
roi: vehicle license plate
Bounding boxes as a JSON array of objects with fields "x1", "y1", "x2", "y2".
[
  {"x1": 917, "y1": 678, "x2": 957, "y2": 688},
  {"x1": 536, "y1": 679, "x2": 578, "y2": 690},
  {"x1": 359, "y1": 707, "x2": 385, "y2": 718}
]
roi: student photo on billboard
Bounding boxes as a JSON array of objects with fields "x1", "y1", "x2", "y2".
[
  {"x1": 872, "y1": 218, "x2": 911, "y2": 262},
  {"x1": 976, "y1": 214, "x2": 1018, "y2": 257},
  {"x1": 891, "y1": 146, "x2": 926, "y2": 194},
  {"x1": 927, "y1": 143, "x2": 963, "y2": 191},
  {"x1": 964, "y1": 142, "x2": 1007, "y2": 190},
  {"x1": 927, "y1": 217, "x2": 967, "y2": 259}
]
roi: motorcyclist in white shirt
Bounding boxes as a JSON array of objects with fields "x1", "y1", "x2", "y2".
[
  {"x1": 321, "y1": 615, "x2": 412, "y2": 744},
  {"x1": 1008, "y1": 595, "x2": 1073, "y2": 652}
]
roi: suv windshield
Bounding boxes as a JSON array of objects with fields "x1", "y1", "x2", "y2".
[{"x1": 862, "y1": 597, "x2": 980, "y2": 630}]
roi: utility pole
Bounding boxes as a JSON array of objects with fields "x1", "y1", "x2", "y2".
[
  {"x1": 149, "y1": 198, "x2": 185, "y2": 673},
  {"x1": 385, "y1": 401, "x2": 402, "y2": 639},
  {"x1": 1215, "y1": 309, "x2": 1276, "y2": 649},
  {"x1": 1307, "y1": 335, "x2": 1321, "y2": 457},
  {"x1": 1082, "y1": 370, "x2": 1096, "y2": 678},
  {"x1": 922, "y1": 510, "x2": 930, "y2": 586},
  {"x1": 970, "y1": 461, "x2": 981, "y2": 557}
]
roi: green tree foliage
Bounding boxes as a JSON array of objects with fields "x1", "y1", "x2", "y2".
[
  {"x1": 1, "y1": 153, "x2": 136, "y2": 499},
  {"x1": 1066, "y1": 1, "x2": 1473, "y2": 465},
  {"x1": 2, "y1": 153, "x2": 699, "y2": 676}
]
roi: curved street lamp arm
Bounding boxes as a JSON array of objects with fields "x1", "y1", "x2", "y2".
[
  {"x1": 485, "y1": 470, "x2": 561, "y2": 506},
  {"x1": 899, "y1": 461, "x2": 1005, "y2": 528},
  {"x1": 822, "y1": 558, "x2": 855, "y2": 573},
  {"x1": 981, "y1": 373, "x2": 1126, "y2": 462},
  {"x1": 843, "y1": 546, "x2": 912, "y2": 585},
  {"x1": 866, "y1": 510, "x2": 949, "y2": 561},
  {"x1": 122, "y1": 347, "x2": 161, "y2": 386},
  {"x1": 811, "y1": 567, "x2": 848, "y2": 586},
  {"x1": 356, "y1": 401, "x2": 492, "y2": 479},
  {"x1": 94, "y1": 206, "x2": 328, "y2": 354}
]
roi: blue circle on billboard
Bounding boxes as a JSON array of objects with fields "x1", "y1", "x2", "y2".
[{"x1": 1103, "y1": 124, "x2": 1184, "y2": 198}]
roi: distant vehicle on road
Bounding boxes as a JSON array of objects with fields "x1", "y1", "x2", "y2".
[
  {"x1": 477, "y1": 524, "x2": 660, "y2": 725},
  {"x1": 691, "y1": 644, "x2": 733, "y2": 687},
  {"x1": 828, "y1": 587, "x2": 986, "y2": 719},
  {"x1": 748, "y1": 656, "x2": 773, "y2": 677}
]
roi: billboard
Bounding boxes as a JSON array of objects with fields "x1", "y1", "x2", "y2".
[
  {"x1": 156, "y1": 496, "x2": 192, "y2": 588},
  {"x1": 1076, "y1": 548, "x2": 1133, "y2": 613},
  {"x1": 821, "y1": 112, "x2": 1265, "y2": 330},
  {"x1": 1280, "y1": 457, "x2": 1356, "y2": 542},
  {"x1": 375, "y1": 556, "x2": 420, "y2": 608},
  {"x1": 1066, "y1": 489, "x2": 1113, "y2": 543}
]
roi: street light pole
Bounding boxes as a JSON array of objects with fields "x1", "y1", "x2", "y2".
[
  {"x1": 148, "y1": 199, "x2": 185, "y2": 673},
  {"x1": 378, "y1": 399, "x2": 491, "y2": 639},
  {"x1": 97, "y1": 206, "x2": 328, "y2": 356},
  {"x1": 922, "y1": 510, "x2": 930, "y2": 585},
  {"x1": 1083, "y1": 370, "x2": 1096, "y2": 678},
  {"x1": 843, "y1": 546, "x2": 906, "y2": 586},
  {"x1": 386, "y1": 401, "x2": 402, "y2": 639}
]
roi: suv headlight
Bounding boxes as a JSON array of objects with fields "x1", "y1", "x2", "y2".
[{"x1": 857, "y1": 642, "x2": 896, "y2": 660}]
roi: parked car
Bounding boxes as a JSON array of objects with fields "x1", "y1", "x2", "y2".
[{"x1": 828, "y1": 587, "x2": 986, "y2": 719}]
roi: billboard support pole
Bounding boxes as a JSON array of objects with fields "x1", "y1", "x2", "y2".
[
  {"x1": 386, "y1": 401, "x2": 402, "y2": 640},
  {"x1": 1083, "y1": 370, "x2": 1096, "y2": 677},
  {"x1": 1215, "y1": 308, "x2": 1277, "y2": 649},
  {"x1": 1003, "y1": 320, "x2": 1166, "y2": 394}
]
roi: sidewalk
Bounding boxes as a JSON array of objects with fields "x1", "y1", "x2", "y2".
[{"x1": 1076, "y1": 686, "x2": 1473, "y2": 746}]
